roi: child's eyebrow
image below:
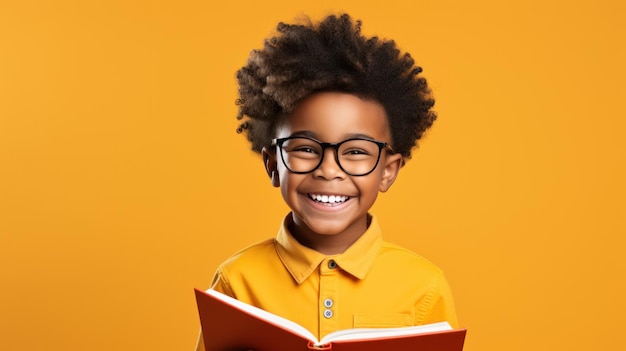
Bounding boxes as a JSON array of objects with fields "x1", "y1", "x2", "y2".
[
  {"x1": 288, "y1": 130, "x2": 377, "y2": 141},
  {"x1": 289, "y1": 131, "x2": 317, "y2": 138}
]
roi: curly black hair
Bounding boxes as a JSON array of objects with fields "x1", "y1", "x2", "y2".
[{"x1": 235, "y1": 13, "x2": 436, "y2": 161}]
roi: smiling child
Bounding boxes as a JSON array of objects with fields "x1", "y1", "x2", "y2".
[{"x1": 196, "y1": 13, "x2": 458, "y2": 351}]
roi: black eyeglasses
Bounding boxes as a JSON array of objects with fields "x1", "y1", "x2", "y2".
[{"x1": 271, "y1": 136, "x2": 394, "y2": 176}]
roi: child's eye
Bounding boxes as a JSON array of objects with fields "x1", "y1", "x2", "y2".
[
  {"x1": 292, "y1": 146, "x2": 319, "y2": 154},
  {"x1": 343, "y1": 148, "x2": 370, "y2": 156}
]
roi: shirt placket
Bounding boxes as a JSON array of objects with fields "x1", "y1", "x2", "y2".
[{"x1": 318, "y1": 258, "x2": 340, "y2": 338}]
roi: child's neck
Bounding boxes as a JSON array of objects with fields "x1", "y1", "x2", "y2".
[{"x1": 287, "y1": 214, "x2": 370, "y2": 255}]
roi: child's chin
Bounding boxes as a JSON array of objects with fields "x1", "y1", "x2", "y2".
[{"x1": 304, "y1": 218, "x2": 361, "y2": 236}]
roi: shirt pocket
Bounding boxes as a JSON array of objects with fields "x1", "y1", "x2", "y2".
[{"x1": 353, "y1": 313, "x2": 414, "y2": 328}]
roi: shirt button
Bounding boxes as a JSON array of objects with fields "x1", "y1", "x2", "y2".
[
  {"x1": 323, "y1": 298, "x2": 333, "y2": 308},
  {"x1": 328, "y1": 260, "x2": 337, "y2": 269},
  {"x1": 323, "y1": 309, "x2": 333, "y2": 318}
]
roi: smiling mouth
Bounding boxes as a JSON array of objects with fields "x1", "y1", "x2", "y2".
[{"x1": 308, "y1": 194, "x2": 350, "y2": 204}]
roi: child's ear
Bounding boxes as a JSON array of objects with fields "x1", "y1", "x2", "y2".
[
  {"x1": 379, "y1": 153, "x2": 404, "y2": 192},
  {"x1": 262, "y1": 146, "x2": 280, "y2": 187}
]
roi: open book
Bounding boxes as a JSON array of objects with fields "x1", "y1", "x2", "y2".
[{"x1": 195, "y1": 288, "x2": 467, "y2": 351}]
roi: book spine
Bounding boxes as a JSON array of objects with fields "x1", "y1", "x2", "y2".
[{"x1": 307, "y1": 341, "x2": 332, "y2": 350}]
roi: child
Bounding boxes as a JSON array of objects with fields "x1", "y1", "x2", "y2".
[{"x1": 196, "y1": 13, "x2": 458, "y2": 351}]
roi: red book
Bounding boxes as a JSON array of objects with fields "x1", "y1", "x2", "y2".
[{"x1": 195, "y1": 288, "x2": 467, "y2": 351}]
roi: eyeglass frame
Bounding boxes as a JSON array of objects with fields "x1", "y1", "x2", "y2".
[{"x1": 270, "y1": 136, "x2": 395, "y2": 176}]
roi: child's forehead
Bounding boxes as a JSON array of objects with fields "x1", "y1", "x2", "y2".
[{"x1": 274, "y1": 92, "x2": 392, "y2": 142}]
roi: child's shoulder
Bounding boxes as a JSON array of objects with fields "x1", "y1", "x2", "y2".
[
  {"x1": 378, "y1": 240, "x2": 444, "y2": 275},
  {"x1": 218, "y1": 238, "x2": 279, "y2": 269}
]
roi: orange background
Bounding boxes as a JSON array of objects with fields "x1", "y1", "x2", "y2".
[{"x1": 1, "y1": 1, "x2": 624, "y2": 350}]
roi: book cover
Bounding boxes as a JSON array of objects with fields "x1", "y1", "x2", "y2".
[{"x1": 195, "y1": 288, "x2": 467, "y2": 351}]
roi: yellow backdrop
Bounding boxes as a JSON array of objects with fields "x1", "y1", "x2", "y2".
[{"x1": 1, "y1": 1, "x2": 624, "y2": 350}]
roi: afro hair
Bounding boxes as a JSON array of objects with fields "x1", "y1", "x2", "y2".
[{"x1": 235, "y1": 13, "x2": 437, "y2": 161}]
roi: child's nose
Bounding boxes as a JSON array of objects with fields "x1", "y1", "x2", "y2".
[{"x1": 314, "y1": 148, "x2": 345, "y2": 179}]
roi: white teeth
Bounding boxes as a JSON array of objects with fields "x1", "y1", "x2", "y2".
[{"x1": 309, "y1": 194, "x2": 348, "y2": 204}]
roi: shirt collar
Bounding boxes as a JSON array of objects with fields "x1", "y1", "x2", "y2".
[{"x1": 275, "y1": 213, "x2": 384, "y2": 284}]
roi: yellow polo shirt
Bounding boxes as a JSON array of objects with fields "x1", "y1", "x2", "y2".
[{"x1": 196, "y1": 214, "x2": 458, "y2": 351}]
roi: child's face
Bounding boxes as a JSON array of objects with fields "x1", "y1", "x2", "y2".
[{"x1": 263, "y1": 92, "x2": 403, "y2": 252}]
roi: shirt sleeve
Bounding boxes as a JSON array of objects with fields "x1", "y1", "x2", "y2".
[
  {"x1": 419, "y1": 274, "x2": 459, "y2": 328},
  {"x1": 209, "y1": 266, "x2": 236, "y2": 297}
]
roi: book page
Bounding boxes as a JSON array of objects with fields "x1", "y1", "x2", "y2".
[{"x1": 319, "y1": 321, "x2": 452, "y2": 345}]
